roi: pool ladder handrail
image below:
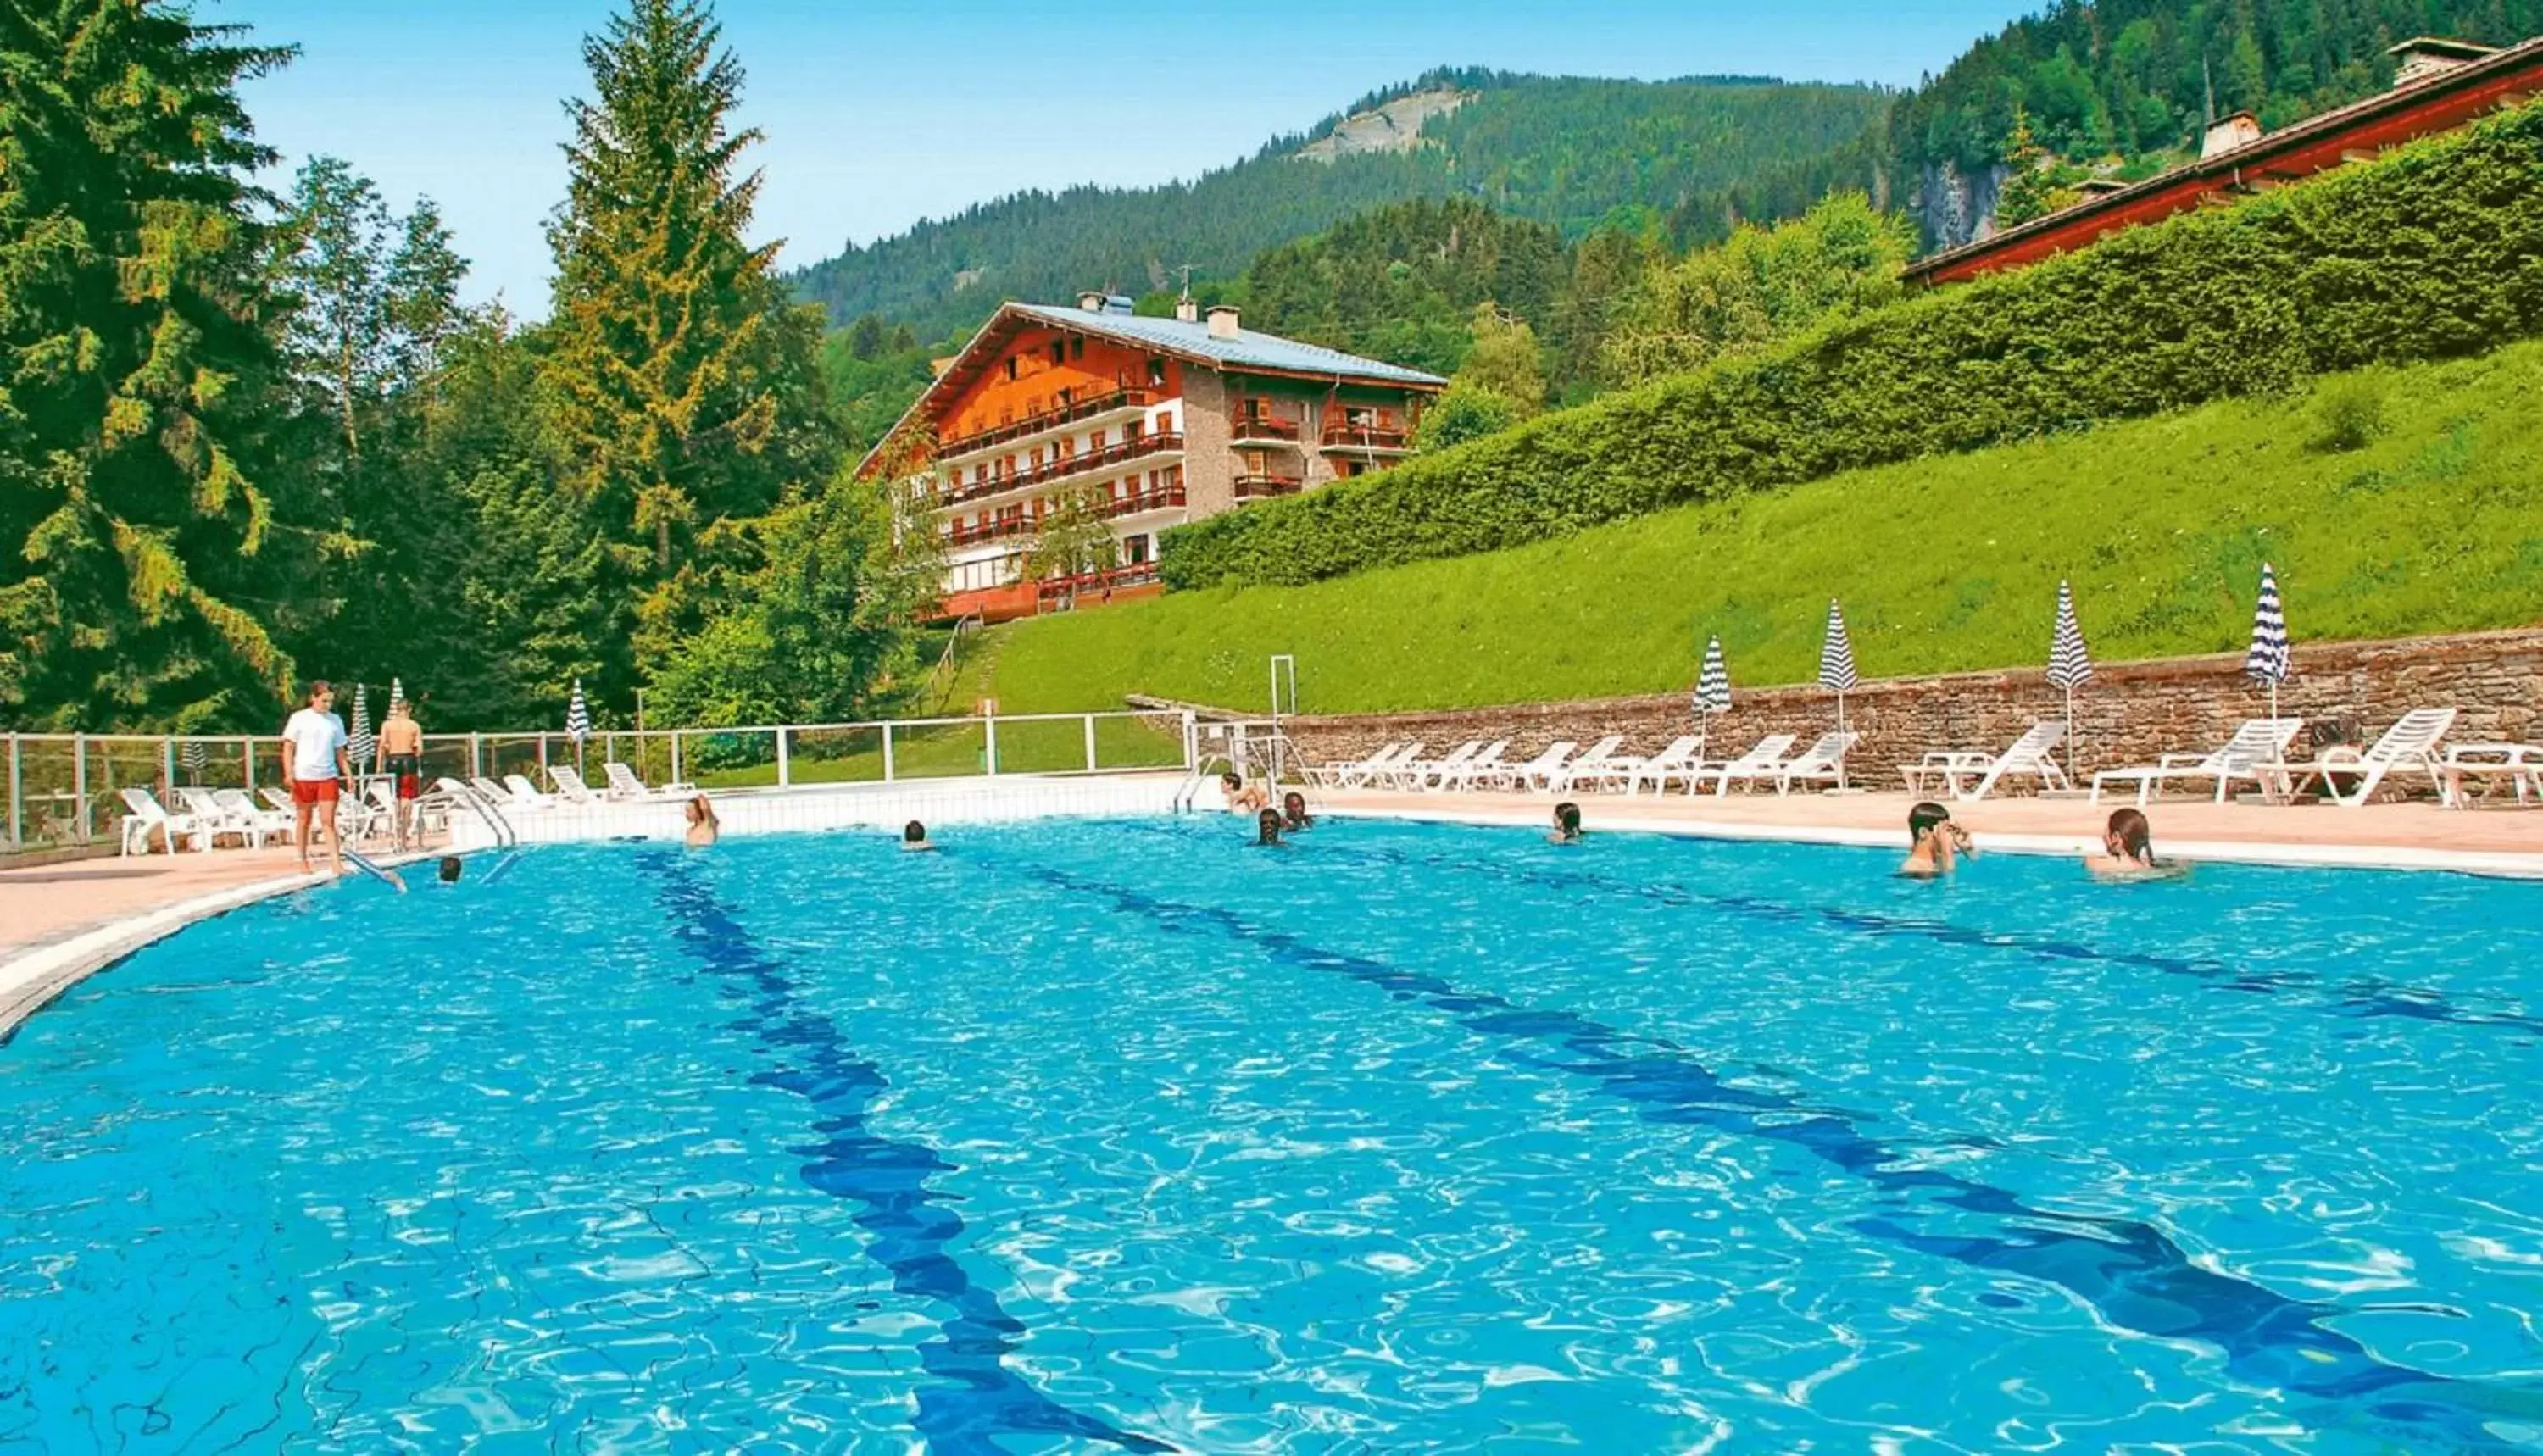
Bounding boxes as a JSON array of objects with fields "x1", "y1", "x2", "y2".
[{"x1": 437, "y1": 778, "x2": 519, "y2": 848}]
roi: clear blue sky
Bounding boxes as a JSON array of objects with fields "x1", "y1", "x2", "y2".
[{"x1": 209, "y1": 0, "x2": 2035, "y2": 316}]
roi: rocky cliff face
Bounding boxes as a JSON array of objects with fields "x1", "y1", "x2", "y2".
[
  {"x1": 1295, "y1": 87, "x2": 1469, "y2": 161},
  {"x1": 1911, "y1": 160, "x2": 2012, "y2": 252}
]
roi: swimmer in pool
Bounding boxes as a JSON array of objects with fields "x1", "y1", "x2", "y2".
[
  {"x1": 1282, "y1": 791, "x2": 1313, "y2": 831},
  {"x1": 1900, "y1": 801, "x2": 1975, "y2": 877},
  {"x1": 2084, "y1": 807, "x2": 2188, "y2": 881},
  {"x1": 684, "y1": 794, "x2": 719, "y2": 848},
  {"x1": 901, "y1": 819, "x2": 937, "y2": 853},
  {"x1": 1221, "y1": 772, "x2": 1270, "y2": 814},
  {"x1": 1548, "y1": 801, "x2": 1583, "y2": 844},
  {"x1": 1255, "y1": 807, "x2": 1285, "y2": 846},
  {"x1": 437, "y1": 856, "x2": 463, "y2": 885}
]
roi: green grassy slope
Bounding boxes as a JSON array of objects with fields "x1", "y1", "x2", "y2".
[{"x1": 982, "y1": 340, "x2": 2543, "y2": 715}]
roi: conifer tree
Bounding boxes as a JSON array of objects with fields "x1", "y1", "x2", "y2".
[
  {"x1": 539, "y1": 0, "x2": 832, "y2": 704},
  {"x1": 0, "y1": 0, "x2": 323, "y2": 730}
]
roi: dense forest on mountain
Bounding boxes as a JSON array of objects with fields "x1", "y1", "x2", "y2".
[
  {"x1": 786, "y1": 75, "x2": 1892, "y2": 342},
  {"x1": 1889, "y1": 0, "x2": 2543, "y2": 175}
]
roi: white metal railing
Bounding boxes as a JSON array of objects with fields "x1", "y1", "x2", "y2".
[{"x1": 0, "y1": 710, "x2": 1195, "y2": 853}]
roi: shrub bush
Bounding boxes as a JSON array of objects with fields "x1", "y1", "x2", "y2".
[
  {"x1": 2308, "y1": 377, "x2": 2390, "y2": 453},
  {"x1": 1160, "y1": 102, "x2": 2543, "y2": 591}
]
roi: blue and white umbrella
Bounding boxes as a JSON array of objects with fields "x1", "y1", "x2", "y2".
[
  {"x1": 2245, "y1": 563, "x2": 2290, "y2": 718},
  {"x1": 347, "y1": 683, "x2": 375, "y2": 780},
  {"x1": 1819, "y1": 597, "x2": 1859, "y2": 701},
  {"x1": 1692, "y1": 634, "x2": 1732, "y2": 759},
  {"x1": 2047, "y1": 579, "x2": 2093, "y2": 774},
  {"x1": 565, "y1": 680, "x2": 592, "y2": 743},
  {"x1": 181, "y1": 736, "x2": 208, "y2": 786},
  {"x1": 389, "y1": 676, "x2": 407, "y2": 713}
]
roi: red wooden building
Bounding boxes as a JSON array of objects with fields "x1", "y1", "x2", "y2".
[{"x1": 1908, "y1": 36, "x2": 2543, "y2": 288}]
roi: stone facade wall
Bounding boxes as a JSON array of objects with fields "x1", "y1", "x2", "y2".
[
  {"x1": 1176, "y1": 368, "x2": 1235, "y2": 518},
  {"x1": 1278, "y1": 627, "x2": 2543, "y2": 789}
]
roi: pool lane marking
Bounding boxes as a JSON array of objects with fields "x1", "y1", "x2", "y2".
[
  {"x1": 965, "y1": 847, "x2": 2535, "y2": 1453},
  {"x1": 636, "y1": 851, "x2": 1172, "y2": 1456},
  {"x1": 1137, "y1": 820, "x2": 2543, "y2": 1042}
]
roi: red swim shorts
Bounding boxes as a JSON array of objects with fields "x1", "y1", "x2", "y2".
[
  {"x1": 395, "y1": 773, "x2": 421, "y2": 800},
  {"x1": 289, "y1": 778, "x2": 340, "y2": 806}
]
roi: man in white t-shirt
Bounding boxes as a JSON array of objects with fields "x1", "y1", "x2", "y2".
[{"x1": 280, "y1": 680, "x2": 352, "y2": 876}]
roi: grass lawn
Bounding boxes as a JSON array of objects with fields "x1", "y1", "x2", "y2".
[
  {"x1": 983, "y1": 340, "x2": 2543, "y2": 714},
  {"x1": 687, "y1": 714, "x2": 1185, "y2": 788}
]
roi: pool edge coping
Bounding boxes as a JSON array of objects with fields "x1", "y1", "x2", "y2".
[{"x1": 0, "y1": 867, "x2": 326, "y2": 1042}]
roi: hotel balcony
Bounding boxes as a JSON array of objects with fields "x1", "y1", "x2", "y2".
[
  {"x1": 1228, "y1": 411, "x2": 1304, "y2": 447},
  {"x1": 1101, "y1": 485, "x2": 1186, "y2": 519},
  {"x1": 937, "y1": 386, "x2": 1155, "y2": 464},
  {"x1": 1320, "y1": 423, "x2": 1411, "y2": 454},
  {"x1": 943, "y1": 516, "x2": 1036, "y2": 547},
  {"x1": 1232, "y1": 471, "x2": 1305, "y2": 501},
  {"x1": 934, "y1": 431, "x2": 1184, "y2": 508},
  {"x1": 1034, "y1": 560, "x2": 1162, "y2": 606}
]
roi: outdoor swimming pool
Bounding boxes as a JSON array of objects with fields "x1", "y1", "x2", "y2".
[{"x1": 5, "y1": 816, "x2": 2543, "y2": 1453}]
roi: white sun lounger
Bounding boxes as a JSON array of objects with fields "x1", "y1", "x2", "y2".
[
  {"x1": 1390, "y1": 741, "x2": 1482, "y2": 792},
  {"x1": 1548, "y1": 735, "x2": 1629, "y2": 793},
  {"x1": 2272, "y1": 708, "x2": 2456, "y2": 806},
  {"x1": 2438, "y1": 743, "x2": 2543, "y2": 808},
  {"x1": 1574, "y1": 735, "x2": 1701, "y2": 795},
  {"x1": 1770, "y1": 731, "x2": 1861, "y2": 795},
  {"x1": 1693, "y1": 734, "x2": 1800, "y2": 796},
  {"x1": 1900, "y1": 721, "x2": 2070, "y2": 801},
  {"x1": 211, "y1": 787, "x2": 295, "y2": 847},
  {"x1": 2091, "y1": 718, "x2": 2305, "y2": 804},
  {"x1": 1307, "y1": 741, "x2": 1407, "y2": 789},
  {"x1": 503, "y1": 774, "x2": 559, "y2": 809},
  {"x1": 118, "y1": 787, "x2": 207, "y2": 855},
  {"x1": 544, "y1": 764, "x2": 602, "y2": 803},
  {"x1": 1433, "y1": 740, "x2": 1511, "y2": 792},
  {"x1": 1472, "y1": 741, "x2": 1575, "y2": 792},
  {"x1": 604, "y1": 760, "x2": 696, "y2": 800}
]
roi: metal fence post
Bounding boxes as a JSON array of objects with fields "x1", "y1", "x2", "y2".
[
  {"x1": 776, "y1": 727, "x2": 791, "y2": 788},
  {"x1": 670, "y1": 731, "x2": 682, "y2": 789},
  {"x1": 72, "y1": 731, "x2": 88, "y2": 842},
  {"x1": 984, "y1": 715, "x2": 999, "y2": 776},
  {"x1": 6, "y1": 734, "x2": 19, "y2": 848},
  {"x1": 242, "y1": 736, "x2": 255, "y2": 793},
  {"x1": 162, "y1": 737, "x2": 176, "y2": 796},
  {"x1": 1083, "y1": 714, "x2": 1098, "y2": 773},
  {"x1": 470, "y1": 732, "x2": 483, "y2": 780},
  {"x1": 881, "y1": 723, "x2": 895, "y2": 783},
  {"x1": 1182, "y1": 713, "x2": 1199, "y2": 773}
]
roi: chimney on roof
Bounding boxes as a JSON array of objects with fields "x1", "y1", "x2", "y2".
[
  {"x1": 1205, "y1": 303, "x2": 1241, "y2": 340},
  {"x1": 2200, "y1": 110, "x2": 2262, "y2": 159},
  {"x1": 1077, "y1": 290, "x2": 1107, "y2": 313},
  {"x1": 1174, "y1": 296, "x2": 1199, "y2": 323},
  {"x1": 2390, "y1": 36, "x2": 2497, "y2": 87}
]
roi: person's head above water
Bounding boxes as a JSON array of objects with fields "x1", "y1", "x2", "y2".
[
  {"x1": 437, "y1": 855, "x2": 461, "y2": 884},
  {"x1": 1908, "y1": 801, "x2": 1953, "y2": 842},
  {"x1": 1221, "y1": 770, "x2": 1244, "y2": 791},
  {"x1": 1553, "y1": 801, "x2": 1583, "y2": 840},
  {"x1": 686, "y1": 794, "x2": 714, "y2": 825},
  {"x1": 1282, "y1": 790, "x2": 1309, "y2": 823},
  {"x1": 904, "y1": 820, "x2": 927, "y2": 844},
  {"x1": 1256, "y1": 807, "x2": 1283, "y2": 845},
  {"x1": 2105, "y1": 807, "x2": 2154, "y2": 863}
]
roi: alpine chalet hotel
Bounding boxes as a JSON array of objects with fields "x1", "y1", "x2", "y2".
[{"x1": 864, "y1": 293, "x2": 1446, "y2": 622}]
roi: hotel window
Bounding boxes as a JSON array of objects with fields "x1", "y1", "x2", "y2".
[
  {"x1": 1029, "y1": 447, "x2": 1043, "y2": 470},
  {"x1": 1124, "y1": 418, "x2": 1143, "y2": 442},
  {"x1": 1004, "y1": 358, "x2": 1019, "y2": 381},
  {"x1": 1166, "y1": 464, "x2": 1182, "y2": 491},
  {"x1": 1125, "y1": 535, "x2": 1150, "y2": 565},
  {"x1": 1147, "y1": 357, "x2": 1166, "y2": 386},
  {"x1": 1060, "y1": 437, "x2": 1075, "y2": 460},
  {"x1": 1242, "y1": 448, "x2": 1268, "y2": 476},
  {"x1": 1070, "y1": 337, "x2": 1085, "y2": 361},
  {"x1": 1049, "y1": 341, "x2": 1066, "y2": 366},
  {"x1": 1090, "y1": 428, "x2": 1107, "y2": 451}
]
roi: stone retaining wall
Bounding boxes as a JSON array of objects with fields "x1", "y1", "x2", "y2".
[{"x1": 1281, "y1": 628, "x2": 2543, "y2": 790}]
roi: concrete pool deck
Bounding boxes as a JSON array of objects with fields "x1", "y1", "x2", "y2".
[{"x1": 1315, "y1": 786, "x2": 2543, "y2": 875}]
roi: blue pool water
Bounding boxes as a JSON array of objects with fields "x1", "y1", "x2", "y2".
[{"x1": 6, "y1": 816, "x2": 2543, "y2": 1453}]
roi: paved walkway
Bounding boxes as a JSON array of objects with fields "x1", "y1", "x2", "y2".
[
  {"x1": 1316, "y1": 786, "x2": 2543, "y2": 875},
  {"x1": 0, "y1": 849, "x2": 320, "y2": 961}
]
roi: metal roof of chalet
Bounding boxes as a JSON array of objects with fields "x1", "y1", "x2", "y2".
[{"x1": 1004, "y1": 303, "x2": 1450, "y2": 387}]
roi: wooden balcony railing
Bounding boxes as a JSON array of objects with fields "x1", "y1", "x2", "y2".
[
  {"x1": 1320, "y1": 423, "x2": 1410, "y2": 452},
  {"x1": 1101, "y1": 485, "x2": 1186, "y2": 518},
  {"x1": 943, "y1": 516, "x2": 1036, "y2": 547},
  {"x1": 1229, "y1": 410, "x2": 1303, "y2": 442},
  {"x1": 937, "y1": 431, "x2": 1184, "y2": 507},
  {"x1": 938, "y1": 386, "x2": 1155, "y2": 461},
  {"x1": 1233, "y1": 472, "x2": 1305, "y2": 500},
  {"x1": 1035, "y1": 561, "x2": 1162, "y2": 604}
]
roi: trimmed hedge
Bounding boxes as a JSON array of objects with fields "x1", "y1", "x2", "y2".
[{"x1": 1160, "y1": 101, "x2": 2543, "y2": 590}]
